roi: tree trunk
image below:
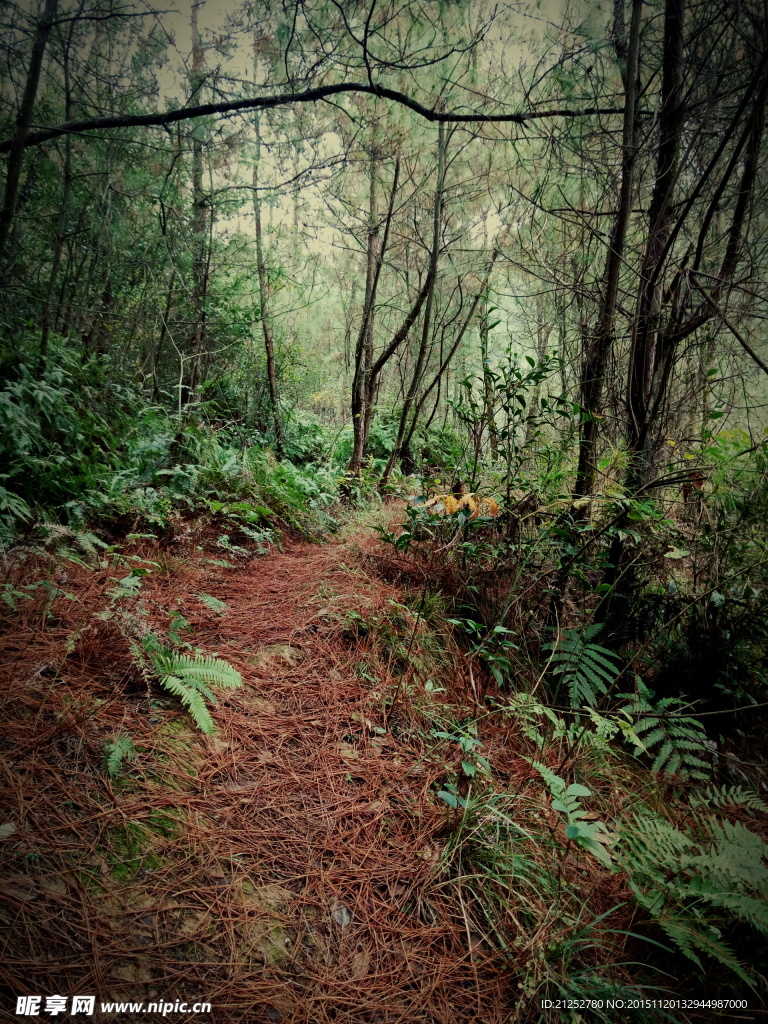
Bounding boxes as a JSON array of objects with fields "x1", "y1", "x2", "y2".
[
  {"x1": 40, "y1": 17, "x2": 77, "y2": 372},
  {"x1": 480, "y1": 291, "x2": 499, "y2": 456},
  {"x1": 524, "y1": 291, "x2": 552, "y2": 449},
  {"x1": 625, "y1": 0, "x2": 685, "y2": 491},
  {"x1": 253, "y1": 113, "x2": 285, "y2": 456},
  {"x1": 349, "y1": 147, "x2": 380, "y2": 477},
  {"x1": 573, "y1": 0, "x2": 642, "y2": 499},
  {"x1": 380, "y1": 122, "x2": 446, "y2": 487},
  {"x1": 186, "y1": 0, "x2": 208, "y2": 404},
  {"x1": 0, "y1": 0, "x2": 59, "y2": 270},
  {"x1": 403, "y1": 252, "x2": 501, "y2": 454}
]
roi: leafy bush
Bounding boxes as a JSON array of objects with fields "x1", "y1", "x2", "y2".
[{"x1": 0, "y1": 343, "x2": 141, "y2": 534}]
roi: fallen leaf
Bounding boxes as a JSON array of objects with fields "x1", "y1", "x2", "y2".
[
  {"x1": 350, "y1": 945, "x2": 371, "y2": 980},
  {"x1": 39, "y1": 876, "x2": 68, "y2": 897},
  {"x1": 331, "y1": 900, "x2": 352, "y2": 927}
]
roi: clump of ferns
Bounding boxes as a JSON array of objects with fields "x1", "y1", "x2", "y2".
[
  {"x1": 544, "y1": 623, "x2": 621, "y2": 709},
  {"x1": 616, "y1": 786, "x2": 768, "y2": 989}
]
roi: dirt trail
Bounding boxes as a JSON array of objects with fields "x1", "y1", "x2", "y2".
[{"x1": 0, "y1": 531, "x2": 510, "y2": 1023}]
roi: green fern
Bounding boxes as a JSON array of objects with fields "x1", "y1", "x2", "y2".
[
  {"x1": 196, "y1": 592, "x2": 228, "y2": 614},
  {"x1": 546, "y1": 623, "x2": 619, "y2": 708},
  {"x1": 103, "y1": 733, "x2": 137, "y2": 777},
  {"x1": 139, "y1": 636, "x2": 242, "y2": 734},
  {"x1": 690, "y1": 784, "x2": 768, "y2": 814},
  {"x1": 616, "y1": 806, "x2": 768, "y2": 987},
  {"x1": 617, "y1": 681, "x2": 709, "y2": 779}
]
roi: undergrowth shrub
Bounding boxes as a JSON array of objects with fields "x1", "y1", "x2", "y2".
[
  {"x1": 545, "y1": 623, "x2": 620, "y2": 707},
  {"x1": 0, "y1": 346, "x2": 345, "y2": 542},
  {"x1": 0, "y1": 344, "x2": 141, "y2": 536}
]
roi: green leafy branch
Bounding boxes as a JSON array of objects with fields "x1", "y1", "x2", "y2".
[{"x1": 530, "y1": 760, "x2": 613, "y2": 868}]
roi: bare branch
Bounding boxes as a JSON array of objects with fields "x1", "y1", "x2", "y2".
[{"x1": 0, "y1": 83, "x2": 623, "y2": 153}]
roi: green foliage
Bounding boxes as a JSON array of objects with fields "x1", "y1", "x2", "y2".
[
  {"x1": 168, "y1": 609, "x2": 193, "y2": 646},
  {"x1": 282, "y1": 409, "x2": 333, "y2": 463},
  {"x1": 0, "y1": 346, "x2": 141, "y2": 536},
  {"x1": 432, "y1": 722, "x2": 491, "y2": 782},
  {"x1": 446, "y1": 616, "x2": 518, "y2": 686},
  {"x1": 530, "y1": 760, "x2": 612, "y2": 867},
  {"x1": 617, "y1": 682, "x2": 710, "y2": 779},
  {"x1": 103, "y1": 733, "x2": 138, "y2": 778},
  {"x1": 138, "y1": 635, "x2": 242, "y2": 735},
  {"x1": 617, "y1": 807, "x2": 768, "y2": 986},
  {"x1": 451, "y1": 348, "x2": 571, "y2": 490},
  {"x1": 196, "y1": 592, "x2": 228, "y2": 615},
  {"x1": 0, "y1": 350, "x2": 341, "y2": 542},
  {"x1": 689, "y1": 784, "x2": 768, "y2": 815},
  {"x1": 546, "y1": 623, "x2": 620, "y2": 708}
]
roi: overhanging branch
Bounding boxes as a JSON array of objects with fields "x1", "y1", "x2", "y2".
[{"x1": 0, "y1": 82, "x2": 623, "y2": 153}]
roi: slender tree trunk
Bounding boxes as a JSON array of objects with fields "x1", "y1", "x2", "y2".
[
  {"x1": 186, "y1": 0, "x2": 208, "y2": 403},
  {"x1": 480, "y1": 291, "x2": 499, "y2": 456},
  {"x1": 573, "y1": 0, "x2": 642, "y2": 499},
  {"x1": 625, "y1": 0, "x2": 685, "y2": 490},
  {"x1": 524, "y1": 291, "x2": 552, "y2": 448},
  {"x1": 346, "y1": 155, "x2": 400, "y2": 478},
  {"x1": 154, "y1": 267, "x2": 177, "y2": 398},
  {"x1": 349, "y1": 147, "x2": 380, "y2": 476},
  {"x1": 39, "y1": 135, "x2": 72, "y2": 370},
  {"x1": 253, "y1": 113, "x2": 285, "y2": 456},
  {"x1": 402, "y1": 252, "x2": 501, "y2": 453},
  {"x1": 381, "y1": 122, "x2": 446, "y2": 487},
  {"x1": 0, "y1": 0, "x2": 59, "y2": 270},
  {"x1": 40, "y1": 18, "x2": 77, "y2": 372}
]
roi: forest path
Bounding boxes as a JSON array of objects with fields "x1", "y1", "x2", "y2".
[{"x1": 1, "y1": 527, "x2": 508, "y2": 1023}]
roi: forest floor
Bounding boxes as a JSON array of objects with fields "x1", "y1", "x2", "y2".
[{"x1": 0, "y1": 513, "x2": 548, "y2": 1023}]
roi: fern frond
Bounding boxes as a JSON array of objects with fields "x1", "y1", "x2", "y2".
[
  {"x1": 618, "y1": 685, "x2": 710, "y2": 779},
  {"x1": 697, "y1": 818, "x2": 768, "y2": 891},
  {"x1": 197, "y1": 592, "x2": 228, "y2": 614},
  {"x1": 529, "y1": 759, "x2": 564, "y2": 796},
  {"x1": 618, "y1": 809, "x2": 766, "y2": 988},
  {"x1": 103, "y1": 733, "x2": 137, "y2": 777},
  {"x1": 160, "y1": 674, "x2": 216, "y2": 734},
  {"x1": 156, "y1": 652, "x2": 242, "y2": 689},
  {"x1": 136, "y1": 636, "x2": 242, "y2": 733},
  {"x1": 690, "y1": 785, "x2": 768, "y2": 815},
  {"x1": 546, "y1": 624, "x2": 619, "y2": 708}
]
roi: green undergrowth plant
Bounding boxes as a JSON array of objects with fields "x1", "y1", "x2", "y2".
[
  {"x1": 0, "y1": 347, "x2": 343, "y2": 542},
  {"x1": 422, "y1": 674, "x2": 766, "y2": 1017},
  {"x1": 93, "y1": 560, "x2": 242, "y2": 734},
  {"x1": 529, "y1": 760, "x2": 613, "y2": 867},
  {"x1": 103, "y1": 733, "x2": 138, "y2": 778},
  {"x1": 99, "y1": 811, "x2": 179, "y2": 882},
  {"x1": 614, "y1": 683, "x2": 710, "y2": 779},
  {"x1": 616, "y1": 802, "x2": 768, "y2": 988},
  {"x1": 444, "y1": 615, "x2": 518, "y2": 687},
  {"x1": 546, "y1": 622, "x2": 621, "y2": 707},
  {"x1": 432, "y1": 746, "x2": 670, "y2": 1021},
  {"x1": 135, "y1": 635, "x2": 242, "y2": 735}
]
